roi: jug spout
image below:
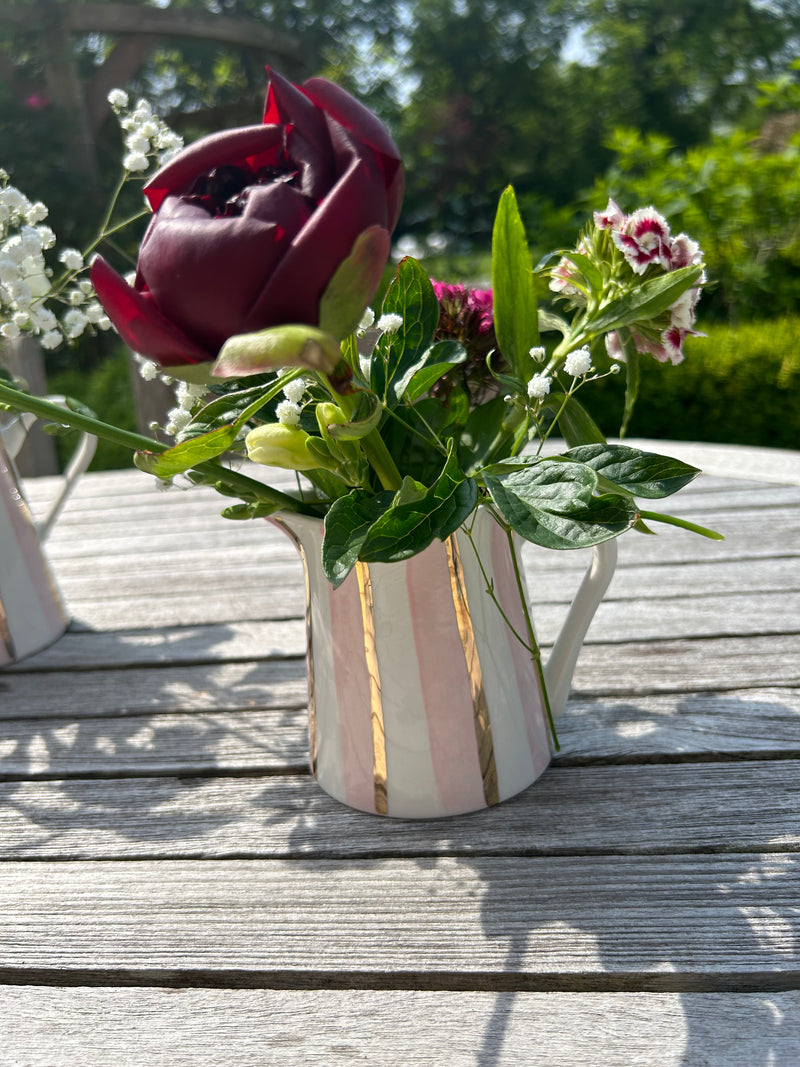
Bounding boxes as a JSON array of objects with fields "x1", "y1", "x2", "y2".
[{"x1": 543, "y1": 538, "x2": 618, "y2": 719}]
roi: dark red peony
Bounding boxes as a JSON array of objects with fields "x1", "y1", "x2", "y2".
[{"x1": 91, "y1": 69, "x2": 403, "y2": 369}]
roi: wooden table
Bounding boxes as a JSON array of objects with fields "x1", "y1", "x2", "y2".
[{"x1": 2, "y1": 441, "x2": 799, "y2": 1065}]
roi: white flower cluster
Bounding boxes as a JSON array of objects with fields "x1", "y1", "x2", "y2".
[
  {"x1": 107, "y1": 89, "x2": 184, "y2": 174},
  {"x1": 165, "y1": 379, "x2": 208, "y2": 437},
  {"x1": 276, "y1": 376, "x2": 308, "y2": 426},
  {"x1": 0, "y1": 170, "x2": 112, "y2": 350}
]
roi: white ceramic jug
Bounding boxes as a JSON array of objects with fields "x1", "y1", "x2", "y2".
[{"x1": 0, "y1": 404, "x2": 96, "y2": 665}]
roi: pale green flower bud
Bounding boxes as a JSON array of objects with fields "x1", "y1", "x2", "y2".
[{"x1": 246, "y1": 423, "x2": 323, "y2": 472}]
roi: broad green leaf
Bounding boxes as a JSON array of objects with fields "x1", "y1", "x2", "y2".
[
  {"x1": 134, "y1": 424, "x2": 238, "y2": 478},
  {"x1": 485, "y1": 459, "x2": 637, "y2": 549},
  {"x1": 564, "y1": 443, "x2": 700, "y2": 498},
  {"x1": 359, "y1": 448, "x2": 478, "y2": 563},
  {"x1": 587, "y1": 264, "x2": 703, "y2": 335},
  {"x1": 394, "y1": 339, "x2": 466, "y2": 402},
  {"x1": 542, "y1": 394, "x2": 607, "y2": 447},
  {"x1": 459, "y1": 396, "x2": 525, "y2": 473},
  {"x1": 370, "y1": 258, "x2": 440, "y2": 398},
  {"x1": 322, "y1": 489, "x2": 395, "y2": 587},
  {"x1": 318, "y1": 225, "x2": 391, "y2": 341},
  {"x1": 492, "y1": 186, "x2": 538, "y2": 381}
]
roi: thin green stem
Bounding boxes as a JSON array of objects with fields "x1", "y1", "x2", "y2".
[
  {"x1": 0, "y1": 383, "x2": 321, "y2": 516},
  {"x1": 462, "y1": 513, "x2": 559, "y2": 753},
  {"x1": 505, "y1": 524, "x2": 559, "y2": 751}
]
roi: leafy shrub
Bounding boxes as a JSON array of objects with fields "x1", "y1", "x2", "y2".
[
  {"x1": 581, "y1": 316, "x2": 800, "y2": 448},
  {"x1": 48, "y1": 348, "x2": 138, "y2": 471}
]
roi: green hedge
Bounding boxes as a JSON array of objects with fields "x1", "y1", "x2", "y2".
[
  {"x1": 580, "y1": 316, "x2": 800, "y2": 450},
  {"x1": 48, "y1": 349, "x2": 139, "y2": 471}
]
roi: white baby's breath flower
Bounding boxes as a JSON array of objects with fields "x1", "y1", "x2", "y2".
[
  {"x1": 58, "y1": 248, "x2": 84, "y2": 271},
  {"x1": 84, "y1": 301, "x2": 106, "y2": 323},
  {"x1": 527, "y1": 374, "x2": 552, "y2": 399},
  {"x1": 36, "y1": 225, "x2": 56, "y2": 250},
  {"x1": 564, "y1": 347, "x2": 592, "y2": 377},
  {"x1": 282, "y1": 377, "x2": 307, "y2": 404},
  {"x1": 125, "y1": 133, "x2": 150, "y2": 156},
  {"x1": 1, "y1": 321, "x2": 21, "y2": 339},
  {"x1": 358, "y1": 307, "x2": 375, "y2": 334},
  {"x1": 107, "y1": 88, "x2": 129, "y2": 110},
  {"x1": 529, "y1": 346, "x2": 546, "y2": 362},
  {"x1": 376, "y1": 312, "x2": 403, "y2": 334},
  {"x1": 123, "y1": 152, "x2": 150, "y2": 173},
  {"x1": 25, "y1": 201, "x2": 48, "y2": 225},
  {"x1": 276, "y1": 399, "x2": 302, "y2": 426},
  {"x1": 138, "y1": 360, "x2": 159, "y2": 382},
  {"x1": 31, "y1": 306, "x2": 57, "y2": 332},
  {"x1": 63, "y1": 309, "x2": 88, "y2": 338},
  {"x1": 40, "y1": 329, "x2": 63, "y2": 350}
]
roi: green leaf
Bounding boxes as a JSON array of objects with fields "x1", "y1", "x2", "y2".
[
  {"x1": 220, "y1": 501, "x2": 283, "y2": 520},
  {"x1": 541, "y1": 394, "x2": 607, "y2": 447},
  {"x1": 323, "y1": 392, "x2": 383, "y2": 441},
  {"x1": 134, "y1": 425, "x2": 238, "y2": 478},
  {"x1": 394, "y1": 339, "x2": 466, "y2": 401},
  {"x1": 359, "y1": 447, "x2": 478, "y2": 563},
  {"x1": 485, "y1": 459, "x2": 637, "y2": 549},
  {"x1": 615, "y1": 328, "x2": 640, "y2": 438},
  {"x1": 370, "y1": 258, "x2": 440, "y2": 399},
  {"x1": 322, "y1": 489, "x2": 395, "y2": 587},
  {"x1": 564, "y1": 444, "x2": 700, "y2": 498},
  {"x1": 588, "y1": 264, "x2": 703, "y2": 336},
  {"x1": 492, "y1": 186, "x2": 538, "y2": 381},
  {"x1": 318, "y1": 225, "x2": 391, "y2": 341},
  {"x1": 559, "y1": 250, "x2": 604, "y2": 293},
  {"x1": 459, "y1": 396, "x2": 525, "y2": 473}
]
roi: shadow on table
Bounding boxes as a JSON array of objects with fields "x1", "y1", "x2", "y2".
[{"x1": 0, "y1": 620, "x2": 309, "y2": 850}]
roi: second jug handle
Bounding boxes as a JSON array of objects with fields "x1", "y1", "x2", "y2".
[{"x1": 542, "y1": 537, "x2": 618, "y2": 719}]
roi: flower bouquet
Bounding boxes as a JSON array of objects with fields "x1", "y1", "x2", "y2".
[{"x1": 0, "y1": 70, "x2": 720, "y2": 817}]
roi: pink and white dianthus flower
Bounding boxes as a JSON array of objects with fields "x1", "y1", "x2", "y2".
[
  {"x1": 593, "y1": 198, "x2": 626, "y2": 231},
  {"x1": 613, "y1": 207, "x2": 672, "y2": 275}
]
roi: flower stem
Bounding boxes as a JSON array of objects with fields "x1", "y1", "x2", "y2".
[{"x1": 0, "y1": 383, "x2": 321, "y2": 516}]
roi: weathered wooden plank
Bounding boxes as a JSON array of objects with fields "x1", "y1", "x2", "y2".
[
  {"x1": 0, "y1": 761, "x2": 797, "y2": 859},
  {"x1": 46, "y1": 554, "x2": 798, "y2": 613},
  {"x1": 0, "y1": 854, "x2": 796, "y2": 981},
  {"x1": 3, "y1": 987, "x2": 799, "y2": 1066},
  {"x1": 0, "y1": 660, "x2": 308, "y2": 718},
  {"x1": 0, "y1": 688, "x2": 798, "y2": 778}
]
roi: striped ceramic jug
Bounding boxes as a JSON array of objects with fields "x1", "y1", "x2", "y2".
[{"x1": 273, "y1": 507, "x2": 616, "y2": 818}]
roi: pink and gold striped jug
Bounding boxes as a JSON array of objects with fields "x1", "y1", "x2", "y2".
[{"x1": 273, "y1": 507, "x2": 616, "y2": 818}]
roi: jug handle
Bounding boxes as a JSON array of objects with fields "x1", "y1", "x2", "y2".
[
  {"x1": 542, "y1": 537, "x2": 618, "y2": 719},
  {"x1": 20, "y1": 400, "x2": 98, "y2": 541}
]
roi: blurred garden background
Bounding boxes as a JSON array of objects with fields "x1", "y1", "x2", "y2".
[{"x1": 1, "y1": 0, "x2": 799, "y2": 467}]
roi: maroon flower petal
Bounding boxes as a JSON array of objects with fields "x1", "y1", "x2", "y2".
[
  {"x1": 144, "y1": 125, "x2": 284, "y2": 211},
  {"x1": 242, "y1": 154, "x2": 389, "y2": 331},
  {"x1": 90, "y1": 255, "x2": 213, "y2": 366},
  {"x1": 302, "y1": 77, "x2": 404, "y2": 230},
  {"x1": 263, "y1": 68, "x2": 331, "y2": 155},
  {"x1": 139, "y1": 188, "x2": 311, "y2": 352}
]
